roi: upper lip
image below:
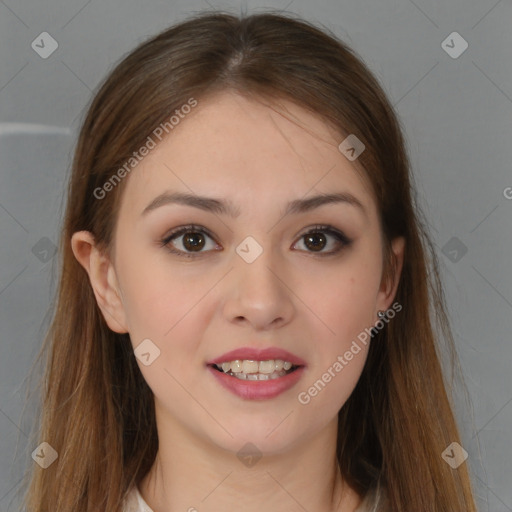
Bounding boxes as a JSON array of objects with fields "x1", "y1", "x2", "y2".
[{"x1": 207, "y1": 347, "x2": 307, "y2": 366}]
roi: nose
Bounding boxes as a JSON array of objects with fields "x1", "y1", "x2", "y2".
[{"x1": 222, "y1": 244, "x2": 296, "y2": 331}]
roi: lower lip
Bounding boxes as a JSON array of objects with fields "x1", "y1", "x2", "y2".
[{"x1": 207, "y1": 365, "x2": 306, "y2": 400}]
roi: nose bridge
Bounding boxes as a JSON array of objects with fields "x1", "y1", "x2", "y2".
[{"x1": 223, "y1": 234, "x2": 295, "y2": 328}]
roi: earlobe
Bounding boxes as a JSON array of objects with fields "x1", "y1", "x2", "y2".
[{"x1": 70, "y1": 231, "x2": 128, "y2": 333}]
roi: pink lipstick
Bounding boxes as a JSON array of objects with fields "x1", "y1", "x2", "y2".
[{"x1": 206, "y1": 346, "x2": 306, "y2": 400}]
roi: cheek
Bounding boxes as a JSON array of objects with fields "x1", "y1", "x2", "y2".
[
  {"x1": 299, "y1": 350, "x2": 368, "y2": 423},
  {"x1": 301, "y1": 256, "x2": 381, "y2": 348},
  {"x1": 119, "y1": 266, "x2": 215, "y2": 399},
  {"x1": 297, "y1": 295, "x2": 370, "y2": 419},
  {"x1": 116, "y1": 257, "x2": 222, "y2": 388},
  {"x1": 292, "y1": 251, "x2": 379, "y2": 412},
  {"x1": 294, "y1": 277, "x2": 370, "y2": 424},
  {"x1": 116, "y1": 236, "x2": 207, "y2": 332}
]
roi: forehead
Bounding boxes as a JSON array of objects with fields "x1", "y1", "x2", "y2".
[{"x1": 117, "y1": 90, "x2": 377, "y2": 223}]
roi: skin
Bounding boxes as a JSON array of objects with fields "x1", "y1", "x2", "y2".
[{"x1": 72, "y1": 91, "x2": 405, "y2": 512}]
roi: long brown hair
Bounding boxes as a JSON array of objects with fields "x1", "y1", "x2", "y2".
[{"x1": 21, "y1": 10, "x2": 477, "y2": 511}]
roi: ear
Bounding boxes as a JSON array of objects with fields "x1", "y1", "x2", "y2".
[
  {"x1": 70, "y1": 231, "x2": 128, "y2": 333},
  {"x1": 376, "y1": 236, "x2": 405, "y2": 312}
]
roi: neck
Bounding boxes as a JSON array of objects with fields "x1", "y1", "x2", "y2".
[{"x1": 138, "y1": 409, "x2": 362, "y2": 512}]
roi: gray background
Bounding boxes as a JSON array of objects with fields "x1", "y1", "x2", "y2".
[{"x1": 0, "y1": 0, "x2": 511, "y2": 511}]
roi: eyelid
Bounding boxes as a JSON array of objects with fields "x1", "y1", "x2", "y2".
[
  {"x1": 160, "y1": 223, "x2": 352, "y2": 258},
  {"x1": 161, "y1": 224, "x2": 216, "y2": 244},
  {"x1": 292, "y1": 224, "x2": 353, "y2": 255},
  {"x1": 159, "y1": 224, "x2": 220, "y2": 258}
]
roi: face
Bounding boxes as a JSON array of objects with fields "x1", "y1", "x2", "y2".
[{"x1": 81, "y1": 91, "x2": 403, "y2": 456}]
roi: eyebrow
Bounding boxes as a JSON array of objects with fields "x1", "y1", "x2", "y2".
[{"x1": 141, "y1": 191, "x2": 367, "y2": 219}]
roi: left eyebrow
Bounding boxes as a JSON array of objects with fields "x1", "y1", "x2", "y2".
[{"x1": 141, "y1": 191, "x2": 367, "y2": 219}]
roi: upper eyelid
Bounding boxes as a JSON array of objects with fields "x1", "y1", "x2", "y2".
[{"x1": 161, "y1": 224, "x2": 215, "y2": 243}]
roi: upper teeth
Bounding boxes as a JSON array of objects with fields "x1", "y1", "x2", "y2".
[{"x1": 217, "y1": 359, "x2": 294, "y2": 374}]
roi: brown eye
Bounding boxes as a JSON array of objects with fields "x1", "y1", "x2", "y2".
[
  {"x1": 161, "y1": 225, "x2": 220, "y2": 258},
  {"x1": 182, "y1": 232, "x2": 206, "y2": 251},
  {"x1": 303, "y1": 232, "x2": 327, "y2": 252},
  {"x1": 293, "y1": 225, "x2": 352, "y2": 256}
]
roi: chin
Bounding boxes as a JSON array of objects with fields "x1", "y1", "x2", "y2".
[{"x1": 204, "y1": 420, "x2": 304, "y2": 458}]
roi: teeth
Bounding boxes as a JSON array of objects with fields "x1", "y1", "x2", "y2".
[
  {"x1": 242, "y1": 360, "x2": 259, "y2": 374},
  {"x1": 215, "y1": 359, "x2": 296, "y2": 375},
  {"x1": 258, "y1": 360, "x2": 275, "y2": 374},
  {"x1": 231, "y1": 360, "x2": 242, "y2": 372},
  {"x1": 274, "y1": 360, "x2": 284, "y2": 371}
]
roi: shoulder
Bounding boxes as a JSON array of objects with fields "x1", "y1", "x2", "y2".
[{"x1": 122, "y1": 484, "x2": 155, "y2": 512}]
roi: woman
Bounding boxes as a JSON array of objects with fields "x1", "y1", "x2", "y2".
[{"x1": 22, "y1": 11, "x2": 478, "y2": 512}]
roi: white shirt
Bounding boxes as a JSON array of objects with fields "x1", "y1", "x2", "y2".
[{"x1": 123, "y1": 485, "x2": 154, "y2": 512}]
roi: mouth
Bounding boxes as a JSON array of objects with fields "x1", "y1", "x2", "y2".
[
  {"x1": 206, "y1": 349, "x2": 306, "y2": 400},
  {"x1": 209, "y1": 359, "x2": 302, "y2": 381},
  {"x1": 206, "y1": 347, "x2": 307, "y2": 400}
]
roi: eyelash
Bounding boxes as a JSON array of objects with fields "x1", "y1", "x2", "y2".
[{"x1": 160, "y1": 223, "x2": 352, "y2": 259}]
